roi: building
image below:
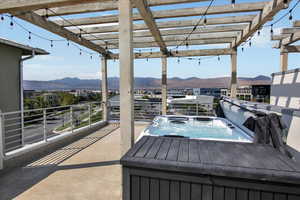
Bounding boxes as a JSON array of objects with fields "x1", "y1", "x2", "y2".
[
  {"x1": 0, "y1": 38, "x2": 48, "y2": 113},
  {"x1": 221, "y1": 86, "x2": 252, "y2": 101},
  {"x1": 193, "y1": 88, "x2": 222, "y2": 97},
  {"x1": 251, "y1": 84, "x2": 271, "y2": 103},
  {"x1": 42, "y1": 93, "x2": 60, "y2": 106}
]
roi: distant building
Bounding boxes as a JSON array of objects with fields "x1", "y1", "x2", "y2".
[
  {"x1": 221, "y1": 84, "x2": 270, "y2": 102},
  {"x1": 193, "y1": 88, "x2": 222, "y2": 97},
  {"x1": 251, "y1": 84, "x2": 270, "y2": 103},
  {"x1": 42, "y1": 93, "x2": 60, "y2": 106},
  {"x1": 221, "y1": 86, "x2": 252, "y2": 101}
]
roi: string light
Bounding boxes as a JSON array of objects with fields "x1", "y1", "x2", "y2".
[
  {"x1": 10, "y1": 15, "x2": 14, "y2": 26},
  {"x1": 257, "y1": 29, "x2": 260, "y2": 36},
  {"x1": 177, "y1": 57, "x2": 180, "y2": 64},
  {"x1": 231, "y1": 0, "x2": 236, "y2": 8},
  {"x1": 45, "y1": 8, "x2": 49, "y2": 19},
  {"x1": 198, "y1": 59, "x2": 201, "y2": 66},
  {"x1": 270, "y1": 24, "x2": 274, "y2": 35},
  {"x1": 185, "y1": 40, "x2": 189, "y2": 49},
  {"x1": 241, "y1": 47, "x2": 244, "y2": 52},
  {"x1": 218, "y1": 56, "x2": 220, "y2": 61},
  {"x1": 90, "y1": 54, "x2": 93, "y2": 60},
  {"x1": 249, "y1": 40, "x2": 252, "y2": 47},
  {"x1": 289, "y1": 10, "x2": 293, "y2": 21},
  {"x1": 80, "y1": 49, "x2": 82, "y2": 55},
  {"x1": 1, "y1": 14, "x2": 98, "y2": 61},
  {"x1": 203, "y1": 16, "x2": 207, "y2": 26}
]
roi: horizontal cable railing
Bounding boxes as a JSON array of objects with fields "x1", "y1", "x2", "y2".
[
  {"x1": 109, "y1": 101, "x2": 215, "y2": 121},
  {"x1": 0, "y1": 102, "x2": 104, "y2": 154}
]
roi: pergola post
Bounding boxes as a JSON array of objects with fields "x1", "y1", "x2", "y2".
[
  {"x1": 119, "y1": 0, "x2": 134, "y2": 155},
  {"x1": 230, "y1": 47, "x2": 237, "y2": 98},
  {"x1": 101, "y1": 57, "x2": 108, "y2": 122},
  {"x1": 280, "y1": 51, "x2": 288, "y2": 72},
  {"x1": 161, "y1": 57, "x2": 167, "y2": 115}
]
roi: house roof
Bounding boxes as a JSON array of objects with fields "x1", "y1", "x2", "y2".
[{"x1": 0, "y1": 38, "x2": 49, "y2": 56}]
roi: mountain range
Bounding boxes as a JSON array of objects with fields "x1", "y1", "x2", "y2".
[{"x1": 24, "y1": 75, "x2": 271, "y2": 91}]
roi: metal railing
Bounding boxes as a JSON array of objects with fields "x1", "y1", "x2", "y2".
[
  {"x1": 0, "y1": 102, "x2": 104, "y2": 154},
  {"x1": 109, "y1": 101, "x2": 214, "y2": 121}
]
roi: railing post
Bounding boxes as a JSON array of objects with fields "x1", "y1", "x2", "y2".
[
  {"x1": 0, "y1": 111, "x2": 4, "y2": 170},
  {"x1": 88, "y1": 104, "x2": 91, "y2": 127},
  {"x1": 21, "y1": 110, "x2": 24, "y2": 147},
  {"x1": 43, "y1": 108, "x2": 47, "y2": 142},
  {"x1": 70, "y1": 106, "x2": 73, "y2": 133}
]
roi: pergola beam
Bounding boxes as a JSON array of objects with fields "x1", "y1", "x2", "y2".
[
  {"x1": 281, "y1": 45, "x2": 300, "y2": 53},
  {"x1": 56, "y1": 2, "x2": 266, "y2": 27},
  {"x1": 84, "y1": 25, "x2": 246, "y2": 40},
  {"x1": 271, "y1": 34, "x2": 290, "y2": 41},
  {"x1": 281, "y1": 28, "x2": 300, "y2": 34},
  {"x1": 35, "y1": 0, "x2": 209, "y2": 17},
  {"x1": 281, "y1": 30, "x2": 300, "y2": 46},
  {"x1": 102, "y1": 38, "x2": 232, "y2": 49},
  {"x1": 131, "y1": 0, "x2": 167, "y2": 54},
  {"x1": 72, "y1": 15, "x2": 255, "y2": 34},
  {"x1": 0, "y1": 0, "x2": 107, "y2": 13},
  {"x1": 294, "y1": 21, "x2": 300, "y2": 27},
  {"x1": 109, "y1": 48, "x2": 235, "y2": 59},
  {"x1": 93, "y1": 32, "x2": 238, "y2": 43},
  {"x1": 233, "y1": 0, "x2": 290, "y2": 47},
  {"x1": 14, "y1": 11, "x2": 111, "y2": 56}
]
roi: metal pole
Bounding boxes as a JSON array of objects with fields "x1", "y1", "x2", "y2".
[
  {"x1": 43, "y1": 108, "x2": 47, "y2": 142},
  {"x1": 70, "y1": 106, "x2": 73, "y2": 133},
  {"x1": 21, "y1": 110, "x2": 24, "y2": 147},
  {"x1": 88, "y1": 104, "x2": 91, "y2": 127},
  {"x1": 0, "y1": 111, "x2": 4, "y2": 170},
  {"x1": 196, "y1": 103, "x2": 199, "y2": 116}
]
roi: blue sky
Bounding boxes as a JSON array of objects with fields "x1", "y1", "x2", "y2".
[{"x1": 0, "y1": 0, "x2": 299, "y2": 81}]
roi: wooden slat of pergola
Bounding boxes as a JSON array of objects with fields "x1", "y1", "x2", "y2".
[
  {"x1": 0, "y1": 0, "x2": 109, "y2": 13},
  {"x1": 73, "y1": 15, "x2": 255, "y2": 35},
  {"x1": 101, "y1": 38, "x2": 233, "y2": 49},
  {"x1": 54, "y1": 2, "x2": 267, "y2": 27},
  {"x1": 132, "y1": 0, "x2": 167, "y2": 55},
  {"x1": 83, "y1": 24, "x2": 247, "y2": 40},
  {"x1": 232, "y1": 0, "x2": 289, "y2": 47},
  {"x1": 35, "y1": 0, "x2": 210, "y2": 17},
  {"x1": 110, "y1": 48, "x2": 235, "y2": 59}
]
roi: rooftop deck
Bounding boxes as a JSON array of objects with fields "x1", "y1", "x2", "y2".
[{"x1": 0, "y1": 123, "x2": 148, "y2": 200}]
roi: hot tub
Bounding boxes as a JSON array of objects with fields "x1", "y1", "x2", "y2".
[{"x1": 139, "y1": 115, "x2": 253, "y2": 143}]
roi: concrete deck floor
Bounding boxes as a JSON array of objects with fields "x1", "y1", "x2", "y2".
[{"x1": 0, "y1": 123, "x2": 148, "y2": 200}]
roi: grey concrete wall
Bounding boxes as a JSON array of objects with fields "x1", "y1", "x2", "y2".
[{"x1": 0, "y1": 43, "x2": 22, "y2": 113}]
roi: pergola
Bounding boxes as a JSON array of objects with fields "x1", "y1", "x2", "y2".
[
  {"x1": 0, "y1": 0, "x2": 290, "y2": 153},
  {"x1": 272, "y1": 19, "x2": 300, "y2": 72}
]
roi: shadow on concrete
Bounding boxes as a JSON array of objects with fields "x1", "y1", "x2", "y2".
[{"x1": 0, "y1": 124, "x2": 119, "y2": 200}]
